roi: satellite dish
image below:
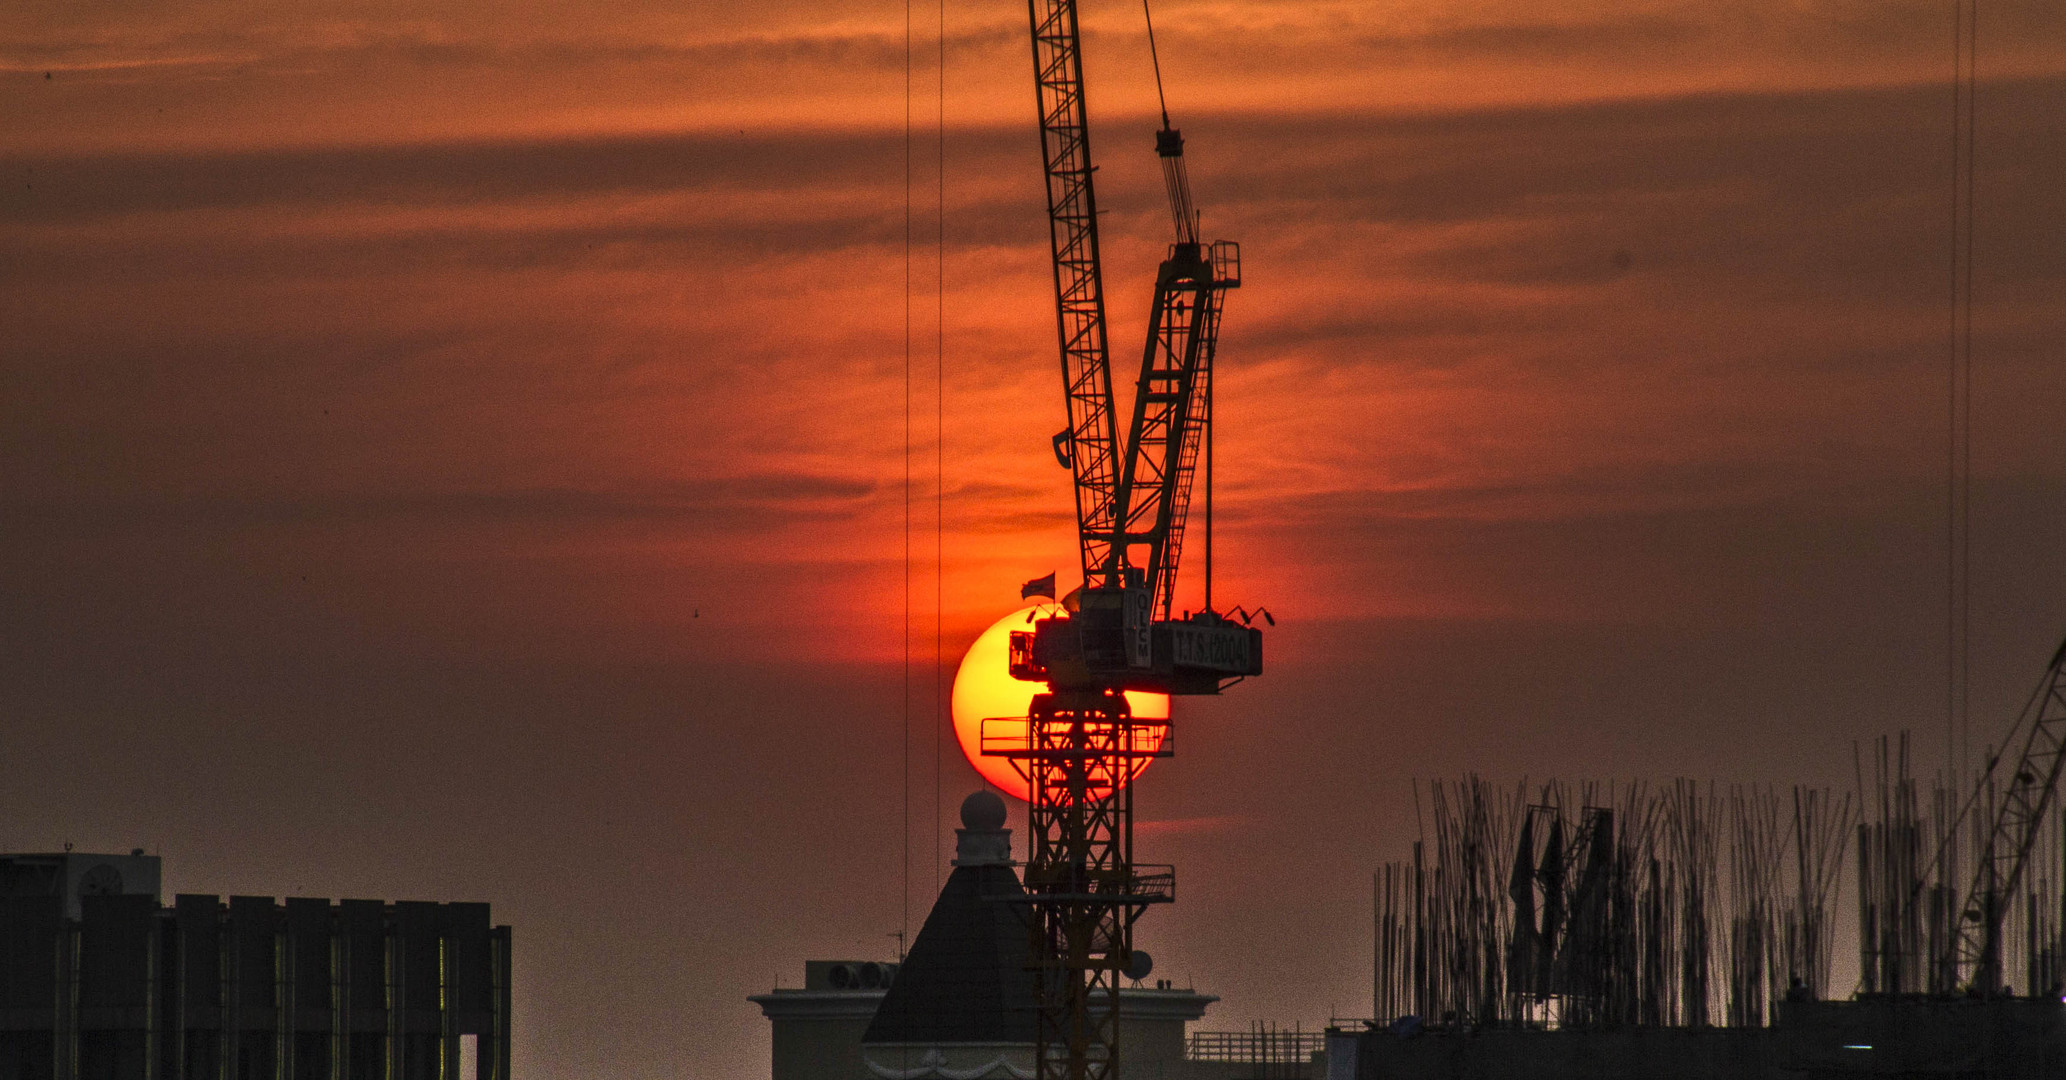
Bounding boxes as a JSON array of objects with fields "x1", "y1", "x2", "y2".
[{"x1": 1124, "y1": 950, "x2": 1153, "y2": 982}]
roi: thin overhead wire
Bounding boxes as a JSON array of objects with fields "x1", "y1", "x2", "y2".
[
  {"x1": 1947, "y1": 0, "x2": 1978, "y2": 790},
  {"x1": 902, "y1": 0, "x2": 914, "y2": 949},
  {"x1": 1946, "y1": 0, "x2": 1959, "y2": 792},
  {"x1": 934, "y1": 0, "x2": 947, "y2": 898},
  {"x1": 1960, "y1": 2, "x2": 1976, "y2": 788}
]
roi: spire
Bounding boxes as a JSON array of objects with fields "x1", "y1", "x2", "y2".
[{"x1": 863, "y1": 792, "x2": 1036, "y2": 1045}]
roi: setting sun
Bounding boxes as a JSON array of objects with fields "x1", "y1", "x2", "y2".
[{"x1": 950, "y1": 604, "x2": 1171, "y2": 802}]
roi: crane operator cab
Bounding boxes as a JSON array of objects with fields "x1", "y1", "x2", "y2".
[{"x1": 1008, "y1": 581, "x2": 1262, "y2": 696}]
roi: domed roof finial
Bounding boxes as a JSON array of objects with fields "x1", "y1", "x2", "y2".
[
  {"x1": 953, "y1": 790, "x2": 1013, "y2": 867},
  {"x1": 961, "y1": 789, "x2": 1007, "y2": 831}
]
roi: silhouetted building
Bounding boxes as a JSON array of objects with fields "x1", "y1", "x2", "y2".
[
  {"x1": 0, "y1": 853, "x2": 162, "y2": 923},
  {"x1": 0, "y1": 853, "x2": 511, "y2": 1080},
  {"x1": 1345, "y1": 997, "x2": 2066, "y2": 1079},
  {"x1": 752, "y1": 794, "x2": 1277, "y2": 1080}
]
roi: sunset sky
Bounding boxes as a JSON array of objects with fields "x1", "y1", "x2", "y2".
[{"x1": 5, "y1": 0, "x2": 2064, "y2": 1076}]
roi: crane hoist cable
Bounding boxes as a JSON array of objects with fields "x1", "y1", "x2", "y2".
[
  {"x1": 1140, "y1": 0, "x2": 1197, "y2": 247},
  {"x1": 1141, "y1": 0, "x2": 1171, "y2": 130}
]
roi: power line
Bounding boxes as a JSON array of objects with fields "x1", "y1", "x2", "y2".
[
  {"x1": 1947, "y1": 0, "x2": 1977, "y2": 789},
  {"x1": 902, "y1": 0, "x2": 915, "y2": 949},
  {"x1": 934, "y1": 0, "x2": 947, "y2": 899}
]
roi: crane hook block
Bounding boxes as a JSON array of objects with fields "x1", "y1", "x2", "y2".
[{"x1": 1052, "y1": 430, "x2": 1074, "y2": 469}]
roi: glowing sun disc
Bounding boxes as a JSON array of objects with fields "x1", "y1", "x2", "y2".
[{"x1": 951, "y1": 604, "x2": 1171, "y2": 803}]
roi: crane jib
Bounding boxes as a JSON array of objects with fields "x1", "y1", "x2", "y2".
[
  {"x1": 1026, "y1": 0, "x2": 1243, "y2": 623},
  {"x1": 1028, "y1": 0, "x2": 1122, "y2": 589}
]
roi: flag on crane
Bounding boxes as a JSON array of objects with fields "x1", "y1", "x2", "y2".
[{"x1": 1021, "y1": 572, "x2": 1057, "y2": 601}]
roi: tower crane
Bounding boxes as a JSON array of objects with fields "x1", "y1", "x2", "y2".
[
  {"x1": 981, "y1": 3, "x2": 1263, "y2": 1079},
  {"x1": 1932, "y1": 636, "x2": 2066, "y2": 992}
]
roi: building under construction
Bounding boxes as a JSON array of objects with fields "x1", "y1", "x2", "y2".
[{"x1": 1343, "y1": 643, "x2": 2066, "y2": 1078}]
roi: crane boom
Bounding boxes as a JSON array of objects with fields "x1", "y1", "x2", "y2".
[
  {"x1": 1028, "y1": 0, "x2": 1241, "y2": 626},
  {"x1": 1028, "y1": 0, "x2": 1124, "y2": 590},
  {"x1": 1013, "y1": 0, "x2": 1260, "y2": 696}
]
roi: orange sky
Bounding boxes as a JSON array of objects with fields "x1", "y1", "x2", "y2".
[{"x1": 5, "y1": 1, "x2": 2065, "y2": 1077}]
